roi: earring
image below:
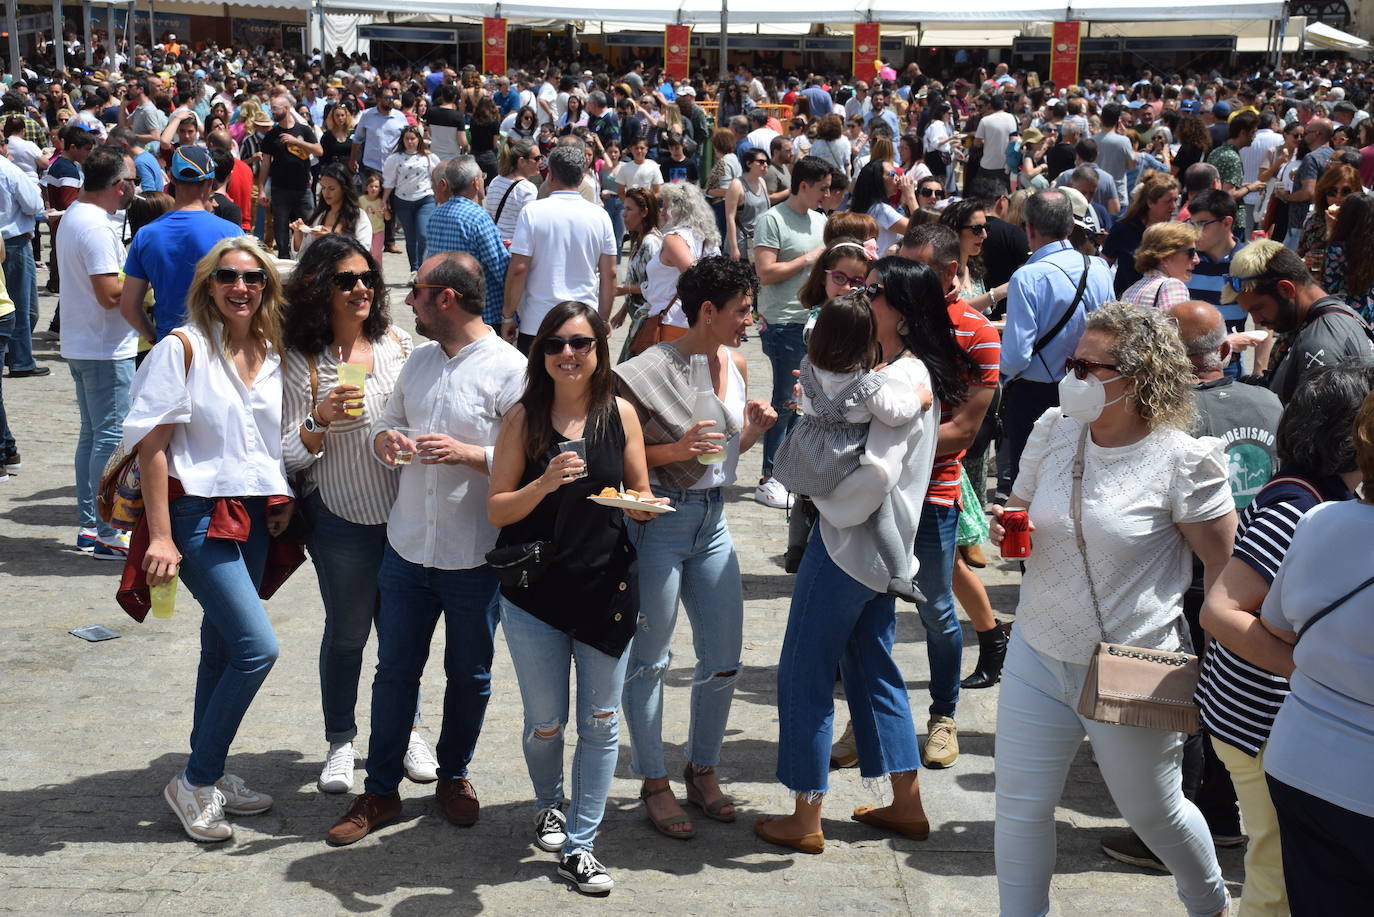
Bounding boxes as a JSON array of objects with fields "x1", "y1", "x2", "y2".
[{"x1": 897, "y1": 319, "x2": 909, "y2": 335}]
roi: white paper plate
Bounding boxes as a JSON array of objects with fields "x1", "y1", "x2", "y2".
[
  {"x1": 587, "y1": 495, "x2": 675, "y2": 514},
  {"x1": 1242, "y1": 330, "x2": 1270, "y2": 342}
]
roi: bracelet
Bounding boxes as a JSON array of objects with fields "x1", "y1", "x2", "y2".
[{"x1": 501, "y1": 316, "x2": 516, "y2": 323}]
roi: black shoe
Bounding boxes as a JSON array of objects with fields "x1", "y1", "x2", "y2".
[
  {"x1": 6, "y1": 366, "x2": 50, "y2": 378},
  {"x1": 2, "y1": 452, "x2": 20, "y2": 471},
  {"x1": 1101, "y1": 832, "x2": 1168, "y2": 872},
  {"x1": 558, "y1": 850, "x2": 613, "y2": 894},
  {"x1": 961, "y1": 623, "x2": 1009, "y2": 689},
  {"x1": 783, "y1": 545, "x2": 805, "y2": 574}
]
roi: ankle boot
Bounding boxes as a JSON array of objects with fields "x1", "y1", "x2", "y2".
[{"x1": 960, "y1": 623, "x2": 1008, "y2": 689}]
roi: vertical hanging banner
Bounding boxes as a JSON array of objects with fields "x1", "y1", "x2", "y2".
[
  {"x1": 853, "y1": 22, "x2": 880, "y2": 78},
  {"x1": 483, "y1": 17, "x2": 507, "y2": 75},
  {"x1": 664, "y1": 24, "x2": 691, "y2": 82},
  {"x1": 1051, "y1": 20, "x2": 1083, "y2": 89}
]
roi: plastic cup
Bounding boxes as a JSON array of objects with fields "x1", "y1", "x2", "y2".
[
  {"x1": 150, "y1": 575, "x2": 178, "y2": 619},
  {"x1": 337, "y1": 363, "x2": 366, "y2": 417},
  {"x1": 392, "y1": 426, "x2": 415, "y2": 466},
  {"x1": 557, "y1": 439, "x2": 588, "y2": 479}
]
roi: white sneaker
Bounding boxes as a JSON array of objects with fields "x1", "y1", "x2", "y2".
[
  {"x1": 164, "y1": 774, "x2": 232, "y2": 842},
  {"x1": 92, "y1": 530, "x2": 131, "y2": 561},
  {"x1": 318, "y1": 742, "x2": 356, "y2": 794},
  {"x1": 404, "y1": 731, "x2": 439, "y2": 783},
  {"x1": 534, "y1": 805, "x2": 568, "y2": 852},
  {"x1": 753, "y1": 478, "x2": 793, "y2": 510},
  {"x1": 215, "y1": 773, "x2": 273, "y2": 815}
]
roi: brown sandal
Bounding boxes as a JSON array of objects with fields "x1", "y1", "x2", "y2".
[
  {"x1": 851, "y1": 804, "x2": 930, "y2": 840},
  {"x1": 639, "y1": 784, "x2": 695, "y2": 840},
  {"x1": 683, "y1": 764, "x2": 737, "y2": 823},
  {"x1": 754, "y1": 816, "x2": 824, "y2": 854}
]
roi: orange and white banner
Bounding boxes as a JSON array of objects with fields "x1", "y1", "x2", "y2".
[
  {"x1": 483, "y1": 18, "x2": 507, "y2": 75},
  {"x1": 664, "y1": 25, "x2": 691, "y2": 82},
  {"x1": 1050, "y1": 20, "x2": 1083, "y2": 89},
  {"x1": 853, "y1": 22, "x2": 880, "y2": 78}
]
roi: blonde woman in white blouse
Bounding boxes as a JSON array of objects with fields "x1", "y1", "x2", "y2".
[
  {"x1": 279, "y1": 233, "x2": 419, "y2": 795},
  {"x1": 989, "y1": 301, "x2": 1237, "y2": 917},
  {"x1": 122, "y1": 236, "x2": 292, "y2": 844},
  {"x1": 381, "y1": 125, "x2": 441, "y2": 273}
]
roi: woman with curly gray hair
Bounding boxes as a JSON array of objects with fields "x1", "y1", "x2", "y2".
[
  {"x1": 988, "y1": 301, "x2": 1238, "y2": 917},
  {"x1": 643, "y1": 182, "x2": 721, "y2": 341}
]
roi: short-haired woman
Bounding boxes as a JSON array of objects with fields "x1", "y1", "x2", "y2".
[
  {"x1": 123, "y1": 237, "x2": 293, "y2": 842},
  {"x1": 724, "y1": 148, "x2": 770, "y2": 263},
  {"x1": 381, "y1": 125, "x2": 440, "y2": 273},
  {"x1": 990, "y1": 301, "x2": 1236, "y2": 916},
  {"x1": 488, "y1": 301, "x2": 663, "y2": 894},
  {"x1": 1122, "y1": 221, "x2": 1200, "y2": 310}
]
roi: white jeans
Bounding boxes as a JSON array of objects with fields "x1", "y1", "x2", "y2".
[{"x1": 993, "y1": 633, "x2": 1227, "y2": 917}]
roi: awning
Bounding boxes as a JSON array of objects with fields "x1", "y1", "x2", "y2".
[{"x1": 1304, "y1": 21, "x2": 1371, "y2": 52}]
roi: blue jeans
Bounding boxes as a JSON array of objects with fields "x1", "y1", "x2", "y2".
[
  {"x1": 392, "y1": 195, "x2": 436, "y2": 272},
  {"x1": 758, "y1": 322, "x2": 806, "y2": 477},
  {"x1": 994, "y1": 634, "x2": 1226, "y2": 917},
  {"x1": 364, "y1": 545, "x2": 500, "y2": 796},
  {"x1": 501, "y1": 599, "x2": 629, "y2": 854},
  {"x1": 68, "y1": 358, "x2": 135, "y2": 537},
  {"x1": 0, "y1": 311, "x2": 14, "y2": 455},
  {"x1": 170, "y1": 495, "x2": 278, "y2": 787},
  {"x1": 623, "y1": 486, "x2": 742, "y2": 779},
  {"x1": 777, "y1": 526, "x2": 922, "y2": 793},
  {"x1": 302, "y1": 489, "x2": 420, "y2": 744},
  {"x1": 603, "y1": 195, "x2": 625, "y2": 264},
  {"x1": 2, "y1": 235, "x2": 38, "y2": 372},
  {"x1": 912, "y1": 501, "x2": 963, "y2": 718}
]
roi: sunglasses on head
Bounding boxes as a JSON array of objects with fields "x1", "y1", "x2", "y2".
[
  {"x1": 540, "y1": 335, "x2": 597, "y2": 356},
  {"x1": 331, "y1": 270, "x2": 379, "y2": 291},
  {"x1": 213, "y1": 268, "x2": 267, "y2": 288},
  {"x1": 1064, "y1": 357, "x2": 1120, "y2": 380},
  {"x1": 826, "y1": 269, "x2": 867, "y2": 289}
]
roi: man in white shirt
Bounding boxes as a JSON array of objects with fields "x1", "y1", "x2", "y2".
[
  {"x1": 973, "y1": 92, "x2": 1019, "y2": 190},
  {"x1": 1239, "y1": 110, "x2": 1284, "y2": 232},
  {"x1": 535, "y1": 67, "x2": 559, "y2": 128},
  {"x1": 57, "y1": 147, "x2": 138, "y2": 559},
  {"x1": 328, "y1": 250, "x2": 526, "y2": 847},
  {"x1": 845, "y1": 81, "x2": 871, "y2": 121},
  {"x1": 502, "y1": 145, "x2": 616, "y2": 352},
  {"x1": 745, "y1": 109, "x2": 779, "y2": 154}
]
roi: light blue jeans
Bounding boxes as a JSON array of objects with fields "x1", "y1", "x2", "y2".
[
  {"x1": 501, "y1": 599, "x2": 629, "y2": 854},
  {"x1": 391, "y1": 194, "x2": 435, "y2": 272},
  {"x1": 622, "y1": 486, "x2": 743, "y2": 779},
  {"x1": 994, "y1": 633, "x2": 1227, "y2": 917},
  {"x1": 68, "y1": 358, "x2": 135, "y2": 538}
]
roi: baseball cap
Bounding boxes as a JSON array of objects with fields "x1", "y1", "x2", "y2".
[
  {"x1": 1212, "y1": 101, "x2": 1231, "y2": 118},
  {"x1": 678, "y1": 83, "x2": 695, "y2": 96},
  {"x1": 170, "y1": 145, "x2": 215, "y2": 182},
  {"x1": 1180, "y1": 98, "x2": 1201, "y2": 114},
  {"x1": 1062, "y1": 187, "x2": 1101, "y2": 235}
]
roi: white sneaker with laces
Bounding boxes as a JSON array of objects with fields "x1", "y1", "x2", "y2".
[
  {"x1": 753, "y1": 478, "x2": 793, "y2": 510},
  {"x1": 164, "y1": 774, "x2": 232, "y2": 842},
  {"x1": 215, "y1": 773, "x2": 273, "y2": 815},
  {"x1": 92, "y1": 530, "x2": 131, "y2": 561},
  {"x1": 558, "y1": 849, "x2": 613, "y2": 894},
  {"x1": 318, "y1": 741, "x2": 357, "y2": 794},
  {"x1": 533, "y1": 805, "x2": 568, "y2": 852},
  {"x1": 404, "y1": 731, "x2": 439, "y2": 783}
]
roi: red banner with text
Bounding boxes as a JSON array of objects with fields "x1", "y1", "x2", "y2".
[
  {"x1": 483, "y1": 18, "x2": 507, "y2": 75},
  {"x1": 853, "y1": 22, "x2": 880, "y2": 78},
  {"x1": 1050, "y1": 20, "x2": 1082, "y2": 89},
  {"x1": 664, "y1": 25, "x2": 691, "y2": 82}
]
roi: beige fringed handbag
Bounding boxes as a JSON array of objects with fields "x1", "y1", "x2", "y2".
[{"x1": 1069, "y1": 426, "x2": 1202, "y2": 734}]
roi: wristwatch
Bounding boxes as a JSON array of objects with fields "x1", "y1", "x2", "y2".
[{"x1": 303, "y1": 410, "x2": 329, "y2": 433}]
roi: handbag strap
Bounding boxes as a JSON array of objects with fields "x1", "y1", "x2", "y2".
[
  {"x1": 1026, "y1": 251, "x2": 1092, "y2": 381},
  {"x1": 1070, "y1": 424, "x2": 1108, "y2": 641},
  {"x1": 1295, "y1": 573, "x2": 1374, "y2": 644},
  {"x1": 492, "y1": 177, "x2": 523, "y2": 225}
]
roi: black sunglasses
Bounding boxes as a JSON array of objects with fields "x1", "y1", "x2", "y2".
[
  {"x1": 860, "y1": 282, "x2": 884, "y2": 299},
  {"x1": 331, "y1": 270, "x2": 379, "y2": 291},
  {"x1": 960, "y1": 223, "x2": 989, "y2": 236},
  {"x1": 1064, "y1": 358, "x2": 1119, "y2": 380},
  {"x1": 540, "y1": 335, "x2": 597, "y2": 356},
  {"x1": 212, "y1": 268, "x2": 267, "y2": 288},
  {"x1": 918, "y1": 187, "x2": 944, "y2": 198}
]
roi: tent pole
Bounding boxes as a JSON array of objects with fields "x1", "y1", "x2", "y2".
[
  {"x1": 719, "y1": 0, "x2": 727, "y2": 83},
  {"x1": 83, "y1": 2, "x2": 93, "y2": 67},
  {"x1": 5, "y1": 0, "x2": 19, "y2": 82},
  {"x1": 53, "y1": 0, "x2": 65, "y2": 73}
]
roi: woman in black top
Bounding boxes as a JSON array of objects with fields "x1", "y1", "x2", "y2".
[
  {"x1": 319, "y1": 102, "x2": 356, "y2": 171},
  {"x1": 488, "y1": 301, "x2": 664, "y2": 896},
  {"x1": 468, "y1": 96, "x2": 502, "y2": 184}
]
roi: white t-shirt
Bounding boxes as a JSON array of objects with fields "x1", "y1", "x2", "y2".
[
  {"x1": 484, "y1": 175, "x2": 538, "y2": 243},
  {"x1": 5, "y1": 135, "x2": 44, "y2": 178},
  {"x1": 536, "y1": 81, "x2": 558, "y2": 126},
  {"x1": 1012, "y1": 410, "x2": 1233, "y2": 663},
  {"x1": 509, "y1": 190, "x2": 616, "y2": 335},
  {"x1": 867, "y1": 202, "x2": 905, "y2": 257},
  {"x1": 924, "y1": 119, "x2": 952, "y2": 156},
  {"x1": 975, "y1": 111, "x2": 1018, "y2": 171},
  {"x1": 618, "y1": 159, "x2": 664, "y2": 192},
  {"x1": 57, "y1": 201, "x2": 137, "y2": 361}
]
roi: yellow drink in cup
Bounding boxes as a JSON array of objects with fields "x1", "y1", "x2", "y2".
[
  {"x1": 337, "y1": 363, "x2": 366, "y2": 417},
  {"x1": 150, "y1": 576, "x2": 178, "y2": 619}
]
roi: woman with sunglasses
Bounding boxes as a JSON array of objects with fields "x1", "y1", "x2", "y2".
[
  {"x1": 488, "y1": 301, "x2": 663, "y2": 894},
  {"x1": 506, "y1": 106, "x2": 539, "y2": 142},
  {"x1": 1103, "y1": 169, "x2": 1181, "y2": 297},
  {"x1": 940, "y1": 199, "x2": 1002, "y2": 313},
  {"x1": 279, "y1": 234, "x2": 422, "y2": 795},
  {"x1": 850, "y1": 160, "x2": 919, "y2": 257},
  {"x1": 988, "y1": 302, "x2": 1236, "y2": 916},
  {"x1": 1297, "y1": 163, "x2": 1362, "y2": 271},
  {"x1": 485, "y1": 139, "x2": 541, "y2": 244},
  {"x1": 123, "y1": 237, "x2": 294, "y2": 842},
  {"x1": 724, "y1": 149, "x2": 770, "y2": 263},
  {"x1": 292, "y1": 162, "x2": 370, "y2": 256},
  {"x1": 1122, "y1": 221, "x2": 1200, "y2": 311}
]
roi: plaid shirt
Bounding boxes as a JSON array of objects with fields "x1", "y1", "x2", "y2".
[
  {"x1": 424, "y1": 196, "x2": 509, "y2": 326},
  {"x1": 20, "y1": 113, "x2": 47, "y2": 147}
]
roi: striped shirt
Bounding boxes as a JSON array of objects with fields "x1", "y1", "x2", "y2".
[
  {"x1": 1197, "y1": 476, "x2": 1327, "y2": 756},
  {"x1": 926, "y1": 299, "x2": 1000, "y2": 508},
  {"x1": 1187, "y1": 240, "x2": 1245, "y2": 325},
  {"x1": 281, "y1": 328, "x2": 414, "y2": 526}
]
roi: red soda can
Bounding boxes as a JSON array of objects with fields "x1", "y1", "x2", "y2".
[
  {"x1": 1251, "y1": 229, "x2": 1267, "y2": 241},
  {"x1": 1001, "y1": 508, "x2": 1032, "y2": 559}
]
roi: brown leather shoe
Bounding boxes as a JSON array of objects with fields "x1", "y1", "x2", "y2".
[
  {"x1": 327, "y1": 792, "x2": 401, "y2": 846},
  {"x1": 436, "y1": 778, "x2": 480, "y2": 826}
]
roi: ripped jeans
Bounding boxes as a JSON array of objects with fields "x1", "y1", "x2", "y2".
[
  {"x1": 623, "y1": 486, "x2": 743, "y2": 779},
  {"x1": 500, "y1": 598, "x2": 629, "y2": 854}
]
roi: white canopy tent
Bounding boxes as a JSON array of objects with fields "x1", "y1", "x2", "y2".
[{"x1": 1304, "y1": 21, "x2": 1371, "y2": 53}]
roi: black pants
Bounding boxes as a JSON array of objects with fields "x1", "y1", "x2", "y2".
[
  {"x1": 271, "y1": 186, "x2": 314, "y2": 260},
  {"x1": 1267, "y1": 774, "x2": 1374, "y2": 916},
  {"x1": 998, "y1": 378, "x2": 1059, "y2": 496}
]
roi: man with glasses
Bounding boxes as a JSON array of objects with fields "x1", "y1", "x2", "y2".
[
  {"x1": 1185, "y1": 190, "x2": 1257, "y2": 378},
  {"x1": 328, "y1": 251, "x2": 526, "y2": 846},
  {"x1": 969, "y1": 175, "x2": 1030, "y2": 302},
  {"x1": 1277, "y1": 118, "x2": 1334, "y2": 248}
]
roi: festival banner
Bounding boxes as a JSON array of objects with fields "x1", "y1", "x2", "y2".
[
  {"x1": 853, "y1": 22, "x2": 880, "y2": 78},
  {"x1": 483, "y1": 18, "x2": 507, "y2": 75},
  {"x1": 1051, "y1": 20, "x2": 1083, "y2": 89},
  {"x1": 664, "y1": 25, "x2": 691, "y2": 82}
]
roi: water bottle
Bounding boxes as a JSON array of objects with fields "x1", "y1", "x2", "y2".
[{"x1": 690, "y1": 354, "x2": 729, "y2": 465}]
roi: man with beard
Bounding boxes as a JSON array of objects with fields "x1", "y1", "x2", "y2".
[
  {"x1": 350, "y1": 87, "x2": 408, "y2": 252},
  {"x1": 1231, "y1": 240, "x2": 1374, "y2": 404}
]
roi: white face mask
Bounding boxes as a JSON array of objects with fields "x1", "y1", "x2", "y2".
[{"x1": 1058, "y1": 371, "x2": 1125, "y2": 423}]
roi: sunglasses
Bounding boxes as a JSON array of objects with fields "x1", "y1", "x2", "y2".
[
  {"x1": 860, "y1": 282, "x2": 884, "y2": 299},
  {"x1": 1177, "y1": 247, "x2": 1199, "y2": 259},
  {"x1": 918, "y1": 187, "x2": 944, "y2": 198},
  {"x1": 409, "y1": 281, "x2": 456, "y2": 297},
  {"x1": 540, "y1": 335, "x2": 597, "y2": 356},
  {"x1": 212, "y1": 268, "x2": 267, "y2": 288},
  {"x1": 749, "y1": 157, "x2": 770, "y2": 167},
  {"x1": 1064, "y1": 358, "x2": 1120, "y2": 380},
  {"x1": 826, "y1": 269, "x2": 868, "y2": 289},
  {"x1": 960, "y1": 223, "x2": 989, "y2": 236},
  {"x1": 331, "y1": 270, "x2": 379, "y2": 291},
  {"x1": 1331, "y1": 186, "x2": 1357, "y2": 196}
]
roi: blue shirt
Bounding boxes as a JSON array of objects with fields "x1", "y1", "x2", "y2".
[
  {"x1": 1001, "y1": 241, "x2": 1115, "y2": 383},
  {"x1": 0, "y1": 154, "x2": 44, "y2": 239},
  {"x1": 493, "y1": 89, "x2": 519, "y2": 117},
  {"x1": 800, "y1": 86, "x2": 833, "y2": 117},
  {"x1": 351, "y1": 108, "x2": 410, "y2": 172},
  {"x1": 134, "y1": 149, "x2": 165, "y2": 195},
  {"x1": 1189, "y1": 240, "x2": 1246, "y2": 323},
  {"x1": 424, "y1": 196, "x2": 510, "y2": 326},
  {"x1": 863, "y1": 108, "x2": 900, "y2": 137},
  {"x1": 123, "y1": 210, "x2": 243, "y2": 341}
]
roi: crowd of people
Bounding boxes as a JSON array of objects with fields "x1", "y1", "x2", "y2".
[{"x1": 3, "y1": 33, "x2": 1374, "y2": 911}]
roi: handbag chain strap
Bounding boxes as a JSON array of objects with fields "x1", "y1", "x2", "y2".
[{"x1": 1070, "y1": 424, "x2": 1108, "y2": 641}]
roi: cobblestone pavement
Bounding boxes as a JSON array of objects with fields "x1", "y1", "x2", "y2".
[{"x1": 0, "y1": 249, "x2": 1244, "y2": 915}]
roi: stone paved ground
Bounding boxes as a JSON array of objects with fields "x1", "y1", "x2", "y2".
[{"x1": 0, "y1": 249, "x2": 1245, "y2": 915}]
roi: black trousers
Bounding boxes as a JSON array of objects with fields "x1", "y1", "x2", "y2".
[
  {"x1": 271, "y1": 186, "x2": 314, "y2": 260},
  {"x1": 998, "y1": 378, "x2": 1059, "y2": 496},
  {"x1": 1268, "y1": 774, "x2": 1374, "y2": 916}
]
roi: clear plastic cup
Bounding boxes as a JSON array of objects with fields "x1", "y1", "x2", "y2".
[
  {"x1": 557, "y1": 438, "x2": 588, "y2": 479},
  {"x1": 337, "y1": 363, "x2": 366, "y2": 417},
  {"x1": 150, "y1": 575, "x2": 178, "y2": 619},
  {"x1": 392, "y1": 426, "x2": 415, "y2": 465}
]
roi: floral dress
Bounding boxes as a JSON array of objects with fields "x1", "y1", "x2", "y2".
[{"x1": 1322, "y1": 240, "x2": 1374, "y2": 329}]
